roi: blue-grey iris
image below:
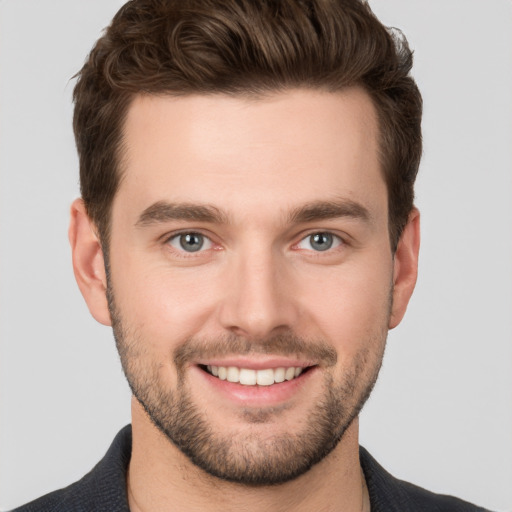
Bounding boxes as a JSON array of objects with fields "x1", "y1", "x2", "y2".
[
  {"x1": 179, "y1": 233, "x2": 204, "y2": 252},
  {"x1": 310, "y1": 233, "x2": 333, "y2": 251}
]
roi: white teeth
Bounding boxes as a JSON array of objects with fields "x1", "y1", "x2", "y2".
[
  {"x1": 239, "y1": 368, "x2": 257, "y2": 385},
  {"x1": 274, "y1": 367, "x2": 286, "y2": 383},
  {"x1": 226, "y1": 366, "x2": 240, "y2": 383},
  {"x1": 256, "y1": 368, "x2": 275, "y2": 386},
  {"x1": 206, "y1": 365, "x2": 305, "y2": 386},
  {"x1": 285, "y1": 367, "x2": 296, "y2": 381}
]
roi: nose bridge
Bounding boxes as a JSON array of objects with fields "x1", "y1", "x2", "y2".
[{"x1": 218, "y1": 239, "x2": 298, "y2": 338}]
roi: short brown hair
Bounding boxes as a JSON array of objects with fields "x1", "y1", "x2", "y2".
[{"x1": 73, "y1": 0, "x2": 422, "y2": 251}]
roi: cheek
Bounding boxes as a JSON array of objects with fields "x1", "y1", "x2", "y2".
[
  {"x1": 111, "y1": 259, "x2": 219, "y2": 346},
  {"x1": 299, "y1": 260, "x2": 392, "y2": 346},
  {"x1": 109, "y1": 239, "x2": 393, "y2": 355}
]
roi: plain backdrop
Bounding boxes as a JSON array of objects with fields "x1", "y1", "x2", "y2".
[{"x1": 1, "y1": 1, "x2": 511, "y2": 510}]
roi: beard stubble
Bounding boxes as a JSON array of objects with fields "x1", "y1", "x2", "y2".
[{"x1": 107, "y1": 281, "x2": 388, "y2": 486}]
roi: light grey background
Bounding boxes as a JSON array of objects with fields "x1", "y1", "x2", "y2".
[{"x1": 1, "y1": 1, "x2": 511, "y2": 510}]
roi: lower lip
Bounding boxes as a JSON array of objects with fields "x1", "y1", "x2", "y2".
[{"x1": 192, "y1": 365, "x2": 317, "y2": 407}]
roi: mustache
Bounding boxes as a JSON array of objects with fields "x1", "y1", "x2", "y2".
[{"x1": 173, "y1": 331, "x2": 338, "y2": 369}]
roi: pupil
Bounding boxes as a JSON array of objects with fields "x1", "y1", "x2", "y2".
[
  {"x1": 311, "y1": 233, "x2": 332, "y2": 251},
  {"x1": 180, "y1": 233, "x2": 203, "y2": 252}
]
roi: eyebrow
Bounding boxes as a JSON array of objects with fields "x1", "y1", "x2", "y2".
[
  {"x1": 287, "y1": 199, "x2": 372, "y2": 225},
  {"x1": 136, "y1": 201, "x2": 229, "y2": 227},
  {"x1": 136, "y1": 198, "x2": 372, "y2": 228}
]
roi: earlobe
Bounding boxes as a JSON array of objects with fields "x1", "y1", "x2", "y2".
[
  {"x1": 69, "y1": 198, "x2": 112, "y2": 326},
  {"x1": 389, "y1": 208, "x2": 420, "y2": 329}
]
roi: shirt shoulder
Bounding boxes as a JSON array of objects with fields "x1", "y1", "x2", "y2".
[
  {"x1": 10, "y1": 477, "x2": 95, "y2": 512},
  {"x1": 10, "y1": 426, "x2": 132, "y2": 512},
  {"x1": 11, "y1": 432, "x2": 493, "y2": 512},
  {"x1": 360, "y1": 446, "x2": 493, "y2": 512}
]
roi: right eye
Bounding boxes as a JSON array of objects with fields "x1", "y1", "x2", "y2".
[{"x1": 167, "y1": 232, "x2": 213, "y2": 253}]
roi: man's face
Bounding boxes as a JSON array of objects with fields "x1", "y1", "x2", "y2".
[{"x1": 107, "y1": 89, "x2": 394, "y2": 484}]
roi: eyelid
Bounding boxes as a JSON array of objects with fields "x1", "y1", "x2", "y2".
[
  {"x1": 164, "y1": 230, "x2": 216, "y2": 253},
  {"x1": 161, "y1": 227, "x2": 215, "y2": 242},
  {"x1": 161, "y1": 228, "x2": 348, "y2": 254},
  {"x1": 294, "y1": 231, "x2": 345, "y2": 251}
]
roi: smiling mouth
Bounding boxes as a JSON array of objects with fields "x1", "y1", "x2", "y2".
[{"x1": 200, "y1": 365, "x2": 313, "y2": 386}]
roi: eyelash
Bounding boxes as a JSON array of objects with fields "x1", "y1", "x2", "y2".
[
  {"x1": 294, "y1": 232, "x2": 344, "y2": 253},
  {"x1": 165, "y1": 231, "x2": 216, "y2": 256},
  {"x1": 164, "y1": 230, "x2": 346, "y2": 256}
]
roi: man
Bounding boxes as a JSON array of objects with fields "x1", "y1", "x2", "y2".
[{"x1": 11, "y1": 0, "x2": 492, "y2": 511}]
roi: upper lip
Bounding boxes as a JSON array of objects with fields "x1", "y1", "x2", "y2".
[{"x1": 195, "y1": 357, "x2": 315, "y2": 370}]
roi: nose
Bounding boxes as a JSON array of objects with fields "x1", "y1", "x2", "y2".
[{"x1": 217, "y1": 246, "x2": 301, "y2": 339}]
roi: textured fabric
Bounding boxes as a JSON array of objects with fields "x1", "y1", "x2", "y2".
[
  {"x1": 12, "y1": 425, "x2": 491, "y2": 512},
  {"x1": 12, "y1": 426, "x2": 132, "y2": 512},
  {"x1": 359, "y1": 447, "x2": 491, "y2": 512}
]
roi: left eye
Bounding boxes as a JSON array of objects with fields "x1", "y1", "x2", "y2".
[
  {"x1": 296, "y1": 232, "x2": 342, "y2": 252},
  {"x1": 168, "y1": 232, "x2": 213, "y2": 253}
]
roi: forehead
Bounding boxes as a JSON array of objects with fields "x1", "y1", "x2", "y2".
[{"x1": 116, "y1": 88, "x2": 385, "y2": 222}]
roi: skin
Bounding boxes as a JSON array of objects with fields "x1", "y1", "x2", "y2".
[{"x1": 69, "y1": 88, "x2": 420, "y2": 512}]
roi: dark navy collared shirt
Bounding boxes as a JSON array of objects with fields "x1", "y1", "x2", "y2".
[{"x1": 12, "y1": 425, "x2": 491, "y2": 512}]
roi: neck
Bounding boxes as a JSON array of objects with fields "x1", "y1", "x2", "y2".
[{"x1": 127, "y1": 399, "x2": 367, "y2": 512}]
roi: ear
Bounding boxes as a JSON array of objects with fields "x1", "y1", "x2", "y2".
[
  {"x1": 69, "y1": 198, "x2": 112, "y2": 326},
  {"x1": 389, "y1": 208, "x2": 420, "y2": 329}
]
